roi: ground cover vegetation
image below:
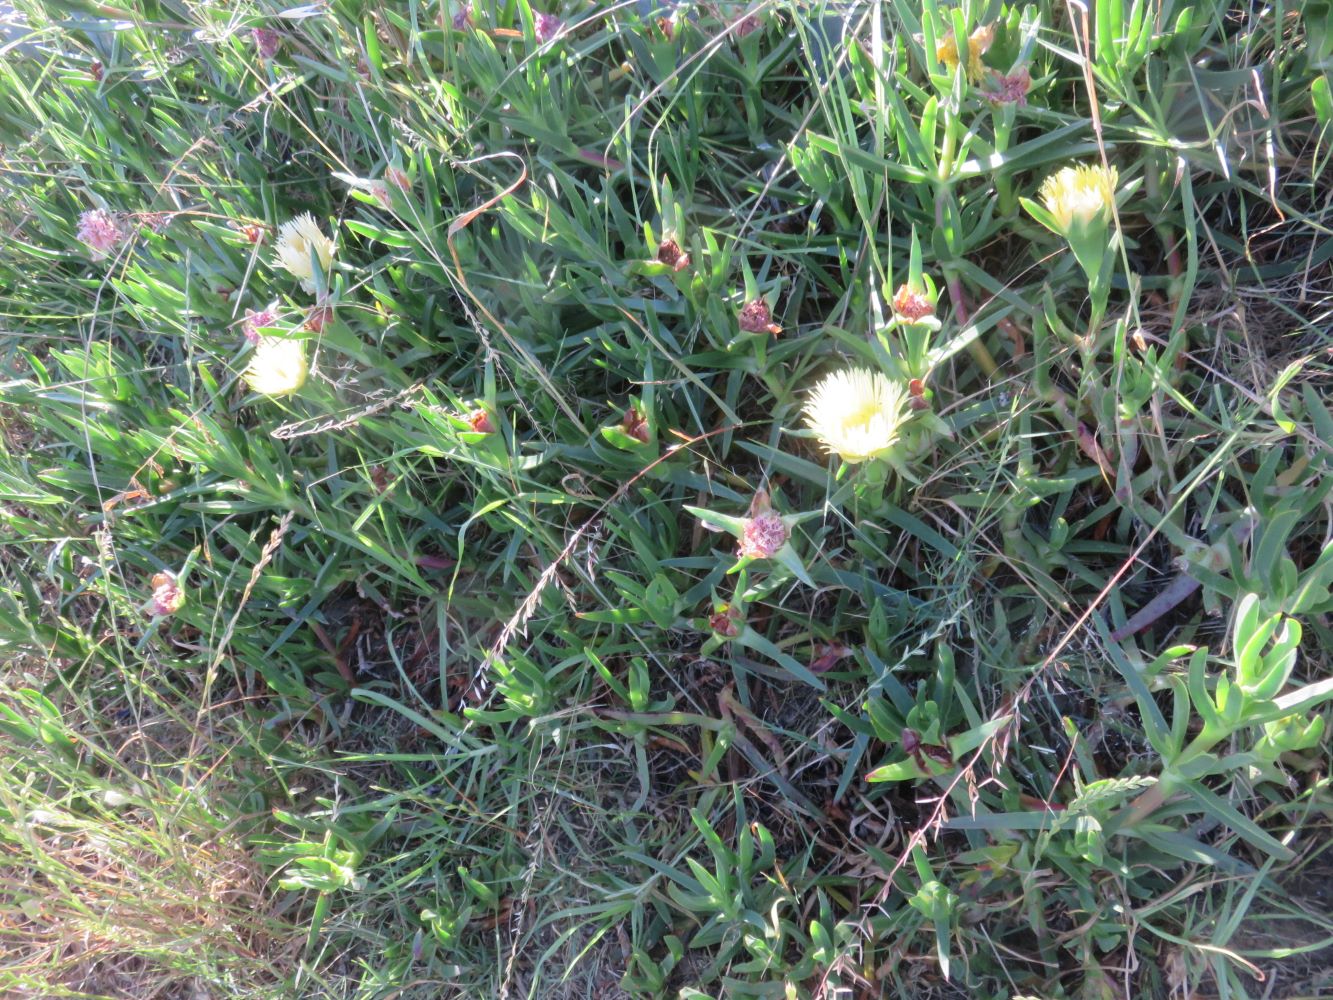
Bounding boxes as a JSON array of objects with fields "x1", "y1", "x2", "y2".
[{"x1": 2, "y1": 0, "x2": 1332, "y2": 997}]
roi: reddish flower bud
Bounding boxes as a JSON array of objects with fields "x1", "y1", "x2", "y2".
[{"x1": 468, "y1": 408, "x2": 494, "y2": 434}]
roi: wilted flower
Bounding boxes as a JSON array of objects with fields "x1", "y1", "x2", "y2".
[
  {"x1": 304, "y1": 302, "x2": 334, "y2": 333},
  {"x1": 908, "y1": 378, "x2": 930, "y2": 411},
  {"x1": 803, "y1": 368, "x2": 908, "y2": 464},
  {"x1": 732, "y1": 12, "x2": 762, "y2": 37},
  {"x1": 621, "y1": 406, "x2": 650, "y2": 443},
  {"x1": 980, "y1": 67, "x2": 1031, "y2": 105},
  {"x1": 451, "y1": 2, "x2": 473, "y2": 29},
  {"x1": 238, "y1": 221, "x2": 265, "y2": 244},
  {"x1": 138, "y1": 211, "x2": 172, "y2": 233},
  {"x1": 241, "y1": 302, "x2": 280, "y2": 344},
  {"x1": 738, "y1": 297, "x2": 781, "y2": 335},
  {"x1": 273, "y1": 213, "x2": 336, "y2": 293},
  {"x1": 810, "y1": 642, "x2": 851, "y2": 673},
  {"x1": 384, "y1": 166, "x2": 412, "y2": 193},
  {"x1": 244, "y1": 336, "x2": 308, "y2": 396},
  {"x1": 656, "y1": 237, "x2": 690, "y2": 272},
  {"x1": 366, "y1": 179, "x2": 392, "y2": 209},
  {"x1": 1039, "y1": 163, "x2": 1118, "y2": 234},
  {"x1": 89, "y1": 60, "x2": 103, "y2": 82},
  {"x1": 149, "y1": 571, "x2": 185, "y2": 617},
  {"x1": 77, "y1": 209, "x2": 127, "y2": 259},
  {"x1": 534, "y1": 12, "x2": 563, "y2": 42},
  {"x1": 252, "y1": 28, "x2": 282, "y2": 59},
  {"x1": 937, "y1": 24, "x2": 993, "y2": 81},
  {"x1": 737, "y1": 510, "x2": 788, "y2": 560},
  {"x1": 709, "y1": 603, "x2": 743, "y2": 639},
  {"x1": 891, "y1": 284, "x2": 934, "y2": 322},
  {"x1": 467, "y1": 408, "x2": 494, "y2": 433}
]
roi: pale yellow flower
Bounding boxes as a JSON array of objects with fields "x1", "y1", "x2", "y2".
[
  {"x1": 803, "y1": 368, "x2": 907, "y2": 464},
  {"x1": 1039, "y1": 164, "x2": 1118, "y2": 234},
  {"x1": 273, "y1": 213, "x2": 335, "y2": 292},
  {"x1": 244, "y1": 336, "x2": 308, "y2": 396}
]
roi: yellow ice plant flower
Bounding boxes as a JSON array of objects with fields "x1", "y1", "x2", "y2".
[
  {"x1": 937, "y1": 24, "x2": 993, "y2": 81},
  {"x1": 273, "y1": 213, "x2": 335, "y2": 293},
  {"x1": 244, "y1": 336, "x2": 308, "y2": 396},
  {"x1": 803, "y1": 368, "x2": 908, "y2": 464},
  {"x1": 1039, "y1": 164, "x2": 1118, "y2": 234}
]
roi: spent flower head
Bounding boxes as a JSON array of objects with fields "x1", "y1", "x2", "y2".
[
  {"x1": 738, "y1": 297, "x2": 781, "y2": 335},
  {"x1": 656, "y1": 237, "x2": 690, "y2": 272},
  {"x1": 533, "y1": 12, "x2": 563, "y2": 43},
  {"x1": 737, "y1": 510, "x2": 789, "y2": 560},
  {"x1": 252, "y1": 28, "x2": 282, "y2": 59},
  {"x1": 244, "y1": 336, "x2": 308, "y2": 396},
  {"x1": 77, "y1": 209, "x2": 127, "y2": 259},
  {"x1": 709, "y1": 603, "x2": 743, "y2": 639},
  {"x1": 804, "y1": 368, "x2": 908, "y2": 464},
  {"x1": 149, "y1": 572, "x2": 185, "y2": 617},
  {"x1": 241, "y1": 302, "x2": 280, "y2": 345},
  {"x1": 273, "y1": 213, "x2": 336, "y2": 293},
  {"x1": 980, "y1": 67, "x2": 1031, "y2": 105},
  {"x1": 891, "y1": 283, "x2": 934, "y2": 322}
]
